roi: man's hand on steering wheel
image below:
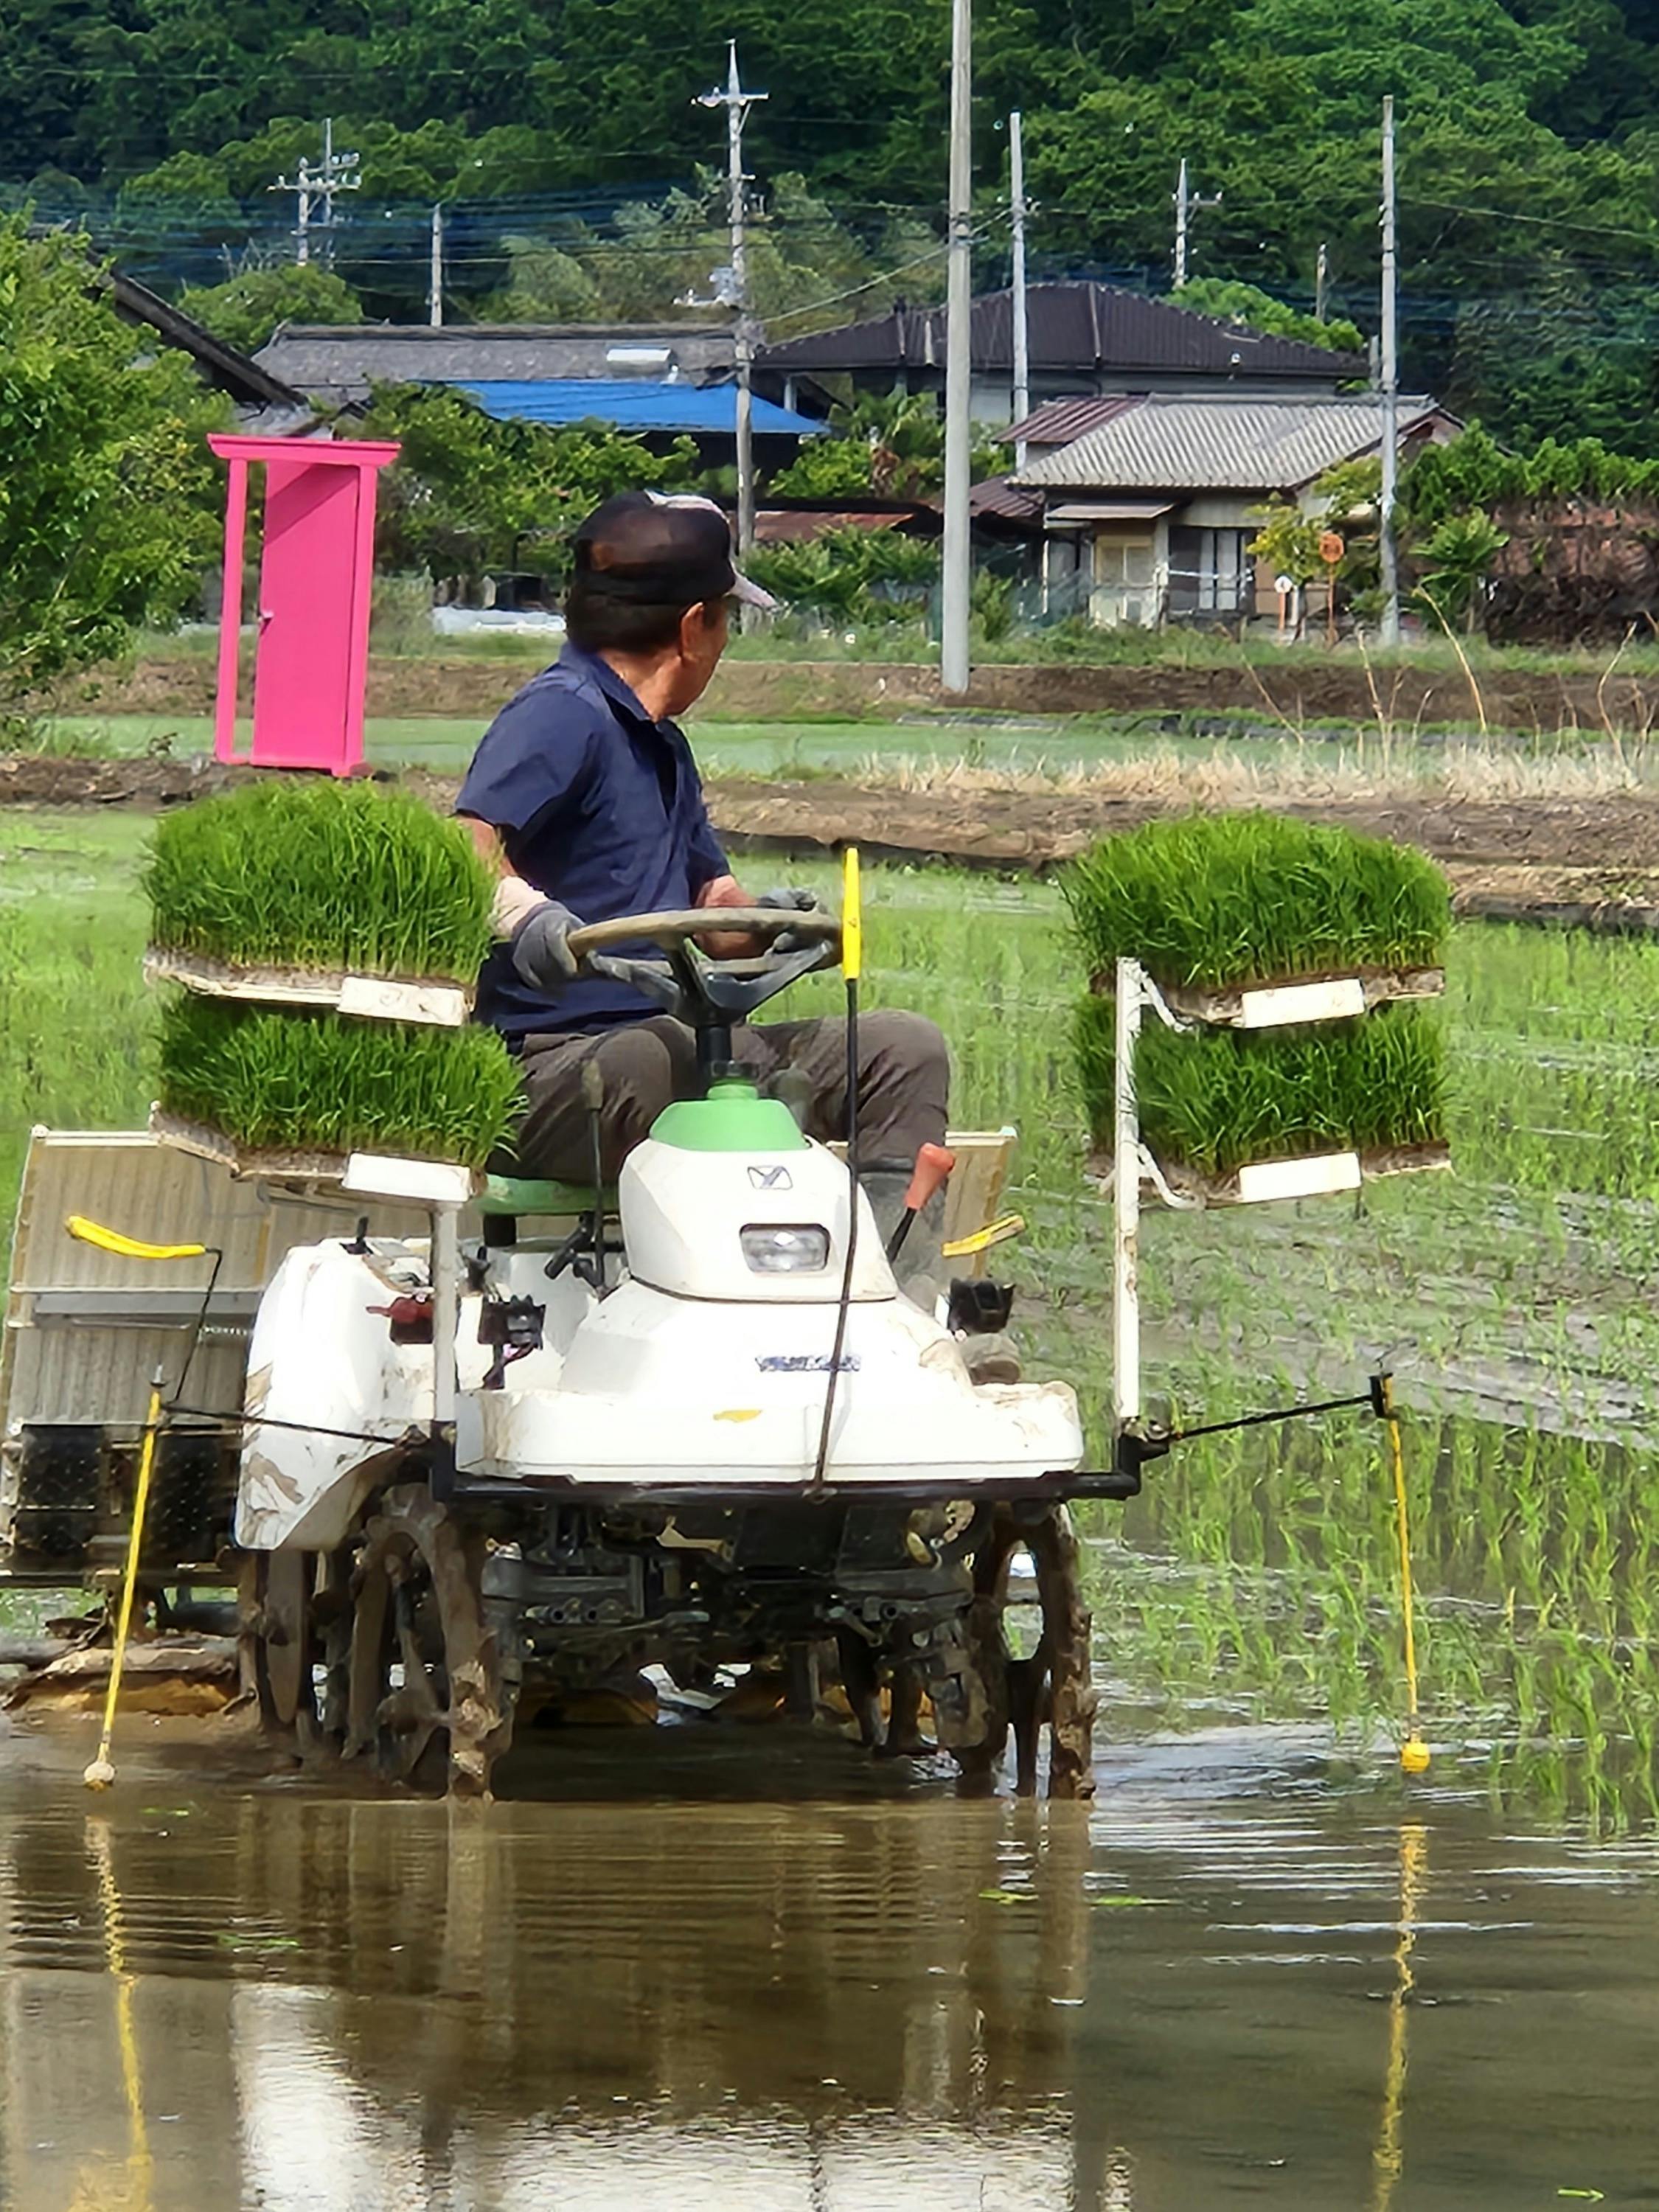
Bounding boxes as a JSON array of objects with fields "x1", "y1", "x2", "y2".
[{"x1": 754, "y1": 886, "x2": 824, "y2": 954}]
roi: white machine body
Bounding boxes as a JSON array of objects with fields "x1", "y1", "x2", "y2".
[{"x1": 235, "y1": 1132, "x2": 1084, "y2": 1550}]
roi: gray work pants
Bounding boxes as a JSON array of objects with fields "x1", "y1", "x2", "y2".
[{"x1": 501, "y1": 1010, "x2": 950, "y2": 1183}]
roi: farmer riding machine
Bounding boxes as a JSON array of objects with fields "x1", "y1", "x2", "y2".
[{"x1": 1, "y1": 796, "x2": 1133, "y2": 1798}]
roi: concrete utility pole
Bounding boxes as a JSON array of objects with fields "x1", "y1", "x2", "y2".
[
  {"x1": 1009, "y1": 108, "x2": 1030, "y2": 470},
  {"x1": 270, "y1": 119, "x2": 360, "y2": 268},
  {"x1": 1378, "y1": 95, "x2": 1401, "y2": 647},
  {"x1": 1172, "y1": 158, "x2": 1220, "y2": 290},
  {"x1": 429, "y1": 204, "x2": 445, "y2": 327},
  {"x1": 698, "y1": 43, "x2": 768, "y2": 590},
  {"x1": 1315, "y1": 240, "x2": 1329, "y2": 324},
  {"x1": 940, "y1": 0, "x2": 973, "y2": 697}
]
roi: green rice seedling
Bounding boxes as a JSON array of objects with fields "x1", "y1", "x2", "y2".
[
  {"x1": 144, "y1": 779, "x2": 494, "y2": 983},
  {"x1": 1062, "y1": 810, "x2": 1449, "y2": 990},
  {"x1": 156, "y1": 997, "x2": 521, "y2": 1167},
  {"x1": 1073, "y1": 996, "x2": 1445, "y2": 1170}
]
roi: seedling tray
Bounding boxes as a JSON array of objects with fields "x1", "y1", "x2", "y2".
[
  {"x1": 1151, "y1": 966, "x2": 1444, "y2": 1029},
  {"x1": 145, "y1": 947, "x2": 472, "y2": 1028},
  {"x1": 150, "y1": 1107, "x2": 481, "y2": 1194},
  {"x1": 1086, "y1": 1138, "x2": 1452, "y2": 1208}
]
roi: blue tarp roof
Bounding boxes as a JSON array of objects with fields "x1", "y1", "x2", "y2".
[{"x1": 450, "y1": 379, "x2": 824, "y2": 436}]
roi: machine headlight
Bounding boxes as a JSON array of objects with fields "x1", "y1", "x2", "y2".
[{"x1": 740, "y1": 1225, "x2": 831, "y2": 1274}]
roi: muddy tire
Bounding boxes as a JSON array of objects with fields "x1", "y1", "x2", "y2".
[
  {"x1": 341, "y1": 1484, "x2": 514, "y2": 1798},
  {"x1": 942, "y1": 1503, "x2": 1096, "y2": 1801}
]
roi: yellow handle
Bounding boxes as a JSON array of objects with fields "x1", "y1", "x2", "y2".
[
  {"x1": 841, "y1": 846, "x2": 862, "y2": 984},
  {"x1": 66, "y1": 1215, "x2": 206, "y2": 1263},
  {"x1": 942, "y1": 1211, "x2": 1026, "y2": 1259}
]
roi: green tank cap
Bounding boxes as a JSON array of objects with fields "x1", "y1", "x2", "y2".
[{"x1": 651, "y1": 1077, "x2": 807, "y2": 1154}]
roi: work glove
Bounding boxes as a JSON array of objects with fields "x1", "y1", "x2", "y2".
[
  {"x1": 510, "y1": 900, "x2": 582, "y2": 993},
  {"x1": 755, "y1": 885, "x2": 824, "y2": 954}
]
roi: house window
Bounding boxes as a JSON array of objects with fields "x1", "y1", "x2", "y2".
[{"x1": 1167, "y1": 526, "x2": 1252, "y2": 619}]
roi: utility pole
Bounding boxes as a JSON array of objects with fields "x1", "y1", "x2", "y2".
[
  {"x1": 1315, "y1": 240, "x2": 1329, "y2": 324},
  {"x1": 1378, "y1": 96, "x2": 1401, "y2": 647},
  {"x1": 428, "y1": 204, "x2": 445, "y2": 326},
  {"x1": 698, "y1": 43, "x2": 768, "y2": 598},
  {"x1": 940, "y1": 0, "x2": 973, "y2": 697},
  {"x1": 269, "y1": 119, "x2": 360, "y2": 268},
  {"x1": 1172, "y1": 159, "x2": 1220, "y2": 290},
  {"x1": 1009, "y1": 108, "x2": 1030, "y2": 470}
]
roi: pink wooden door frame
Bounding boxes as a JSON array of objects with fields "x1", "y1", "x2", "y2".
[{"x1": 209, "y1": 434, "x2": 400, "y2": 776}]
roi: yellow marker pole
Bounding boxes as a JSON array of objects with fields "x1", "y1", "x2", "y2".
[
  {"x1": 63, "y1": 1217, "x2": 205, "y2": 1792},
  {"x1": 85, "y1": 1372, "x2": 164, "y2": 1791},
  {"x1": 1377, "y1": 1375, "x2": 1430, "y2": 1775},
  {"x1": 841, "y1": 845, "x2": 863, "y2": 983}
]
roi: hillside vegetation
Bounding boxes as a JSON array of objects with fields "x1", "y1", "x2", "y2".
[{"x1": 5, "y1": 0, "x2": 1659, "y2": 443}]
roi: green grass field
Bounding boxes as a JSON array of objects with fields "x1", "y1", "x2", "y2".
[
  {"x1": 6, "y1": 815, "x2": 1659, "y2": 1821},
  {"x1": 37, "y1": 706, "x2": 1659, "y2": 790}
]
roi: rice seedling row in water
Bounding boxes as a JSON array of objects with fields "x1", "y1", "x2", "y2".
[
  {"x1": 156, "y1": 996, "x2": 521, "y2": 1167},
  {"x1": 144, "y1": 779, "x2": 495, "y2": 982},
  {"x1": 1072, "y1": 996, "x2": 1446, "y2": 1170},
  {"x1": 1062, "y1": 811, "x2": 1449, "y2": 990}
]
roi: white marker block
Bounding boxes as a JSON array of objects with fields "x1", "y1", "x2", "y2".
[
  {"x1": 1234, "y1": 1152, "x2": 1363, "y2": 1205},
  {"x1": 342, "y1": 1154, "x2": 476, "y2": 1206},
  {"x1": 1237, "y1": 978, "x2": 1367, "y2": 1029}
]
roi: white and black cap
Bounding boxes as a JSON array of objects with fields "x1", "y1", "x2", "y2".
[{"x1": 571, "y1": 490, "x2": 779, "y2": 611}]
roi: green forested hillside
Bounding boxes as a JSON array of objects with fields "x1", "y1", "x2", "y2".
[{"x1": 5, "y1": 0, "x2": 1659, "y2": 440}]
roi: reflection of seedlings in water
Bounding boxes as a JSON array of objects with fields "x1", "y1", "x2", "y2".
[{"x1": 216, "y1": 1927, "x2": 303, "y2": 1953}]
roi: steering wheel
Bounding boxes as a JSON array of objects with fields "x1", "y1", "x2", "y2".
[
  {"x1": 566, "y1": 907, "x2": 841, "y2": 964},
  {"x1": 564, "y1": 905, "x2": 842, "y2": 1034}
]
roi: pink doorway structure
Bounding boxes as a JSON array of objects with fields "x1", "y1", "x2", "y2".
[{"x1": 209, "y1": 434, "x2": 400, "y2": 776}]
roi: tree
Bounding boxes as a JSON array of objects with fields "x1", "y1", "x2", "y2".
[
  {"x1": 0, "y1": 220, "x2": 228, "y2": 709},
  {"x1": 484, "y1": 238, "x2": 601, "y2": 323},
  {"x1": 356, "y1": 383, "x2": 699, "y2": 582},
  {"x1": 770, "y1": 392, "x2": 1002, "y2": 501},
  {"x1": 179, "y1": 264, "x2": 363, "y2": 354},
  {"x1": 1413, "y1": 512, "x2": 1510, "y2": 630},
  {"x1": 1169, "y1": 279, "x2": 1365, "y2": 355}
]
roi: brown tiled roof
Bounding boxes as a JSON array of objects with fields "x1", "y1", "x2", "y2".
[
  {"x1": 1005, "y1": 396, "x2": 1136, "y2": 447},
  {"x1": 970, "y1": 476, "x2": 1044, "y2": 524},
  {"x1": 757, "y1": 283, "x2": 1360, "y2": 380}
]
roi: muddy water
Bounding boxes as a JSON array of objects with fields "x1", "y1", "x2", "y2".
[{"x1": 4, "y1": 1717, "x2": 1658, "y2": 2211}]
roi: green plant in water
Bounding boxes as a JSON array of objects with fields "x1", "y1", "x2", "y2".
[
  {"x1": 1062, "y1": 812, "x2": 1449, "y2": 990},
  {"x1": 156, "y1": 998, "x2": 520, "y2": 1166},
  {"x1": 144, "y1": 779, "x2": 495, "y2": 982}
]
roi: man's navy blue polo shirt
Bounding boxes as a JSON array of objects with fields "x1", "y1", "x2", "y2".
[{"x1": 456, "y1": 645, "x2": 728, "y2": 1040}]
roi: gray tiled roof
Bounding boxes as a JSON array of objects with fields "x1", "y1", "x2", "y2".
[
  {"x1": 257, "y1": 322, "x2": 737, "y2": 402},
  {"x1": 1015, "y1": 394, "x2": 1451, "y2": 491}
]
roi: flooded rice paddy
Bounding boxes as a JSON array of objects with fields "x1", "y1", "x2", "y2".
[
  {"x1": 7, "y1": 813, "x2": 1659, "y2": 2201},
  {"x1": 9, "y1": 1717, "x2": 1659, "y2": 2208}
]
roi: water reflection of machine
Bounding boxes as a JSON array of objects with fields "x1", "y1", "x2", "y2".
[{"x1": 0, "y1": 1778, "x2": 1122, "y2": 2212}]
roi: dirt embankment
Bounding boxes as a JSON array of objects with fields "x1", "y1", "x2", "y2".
[
  {"x1": 49, "y1": 650, "x2": 1659, "y2": 734},
  {"x1": 10, "y1": 749, "x2": 1659, "y2": 931}
]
